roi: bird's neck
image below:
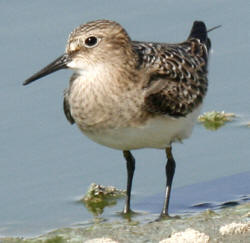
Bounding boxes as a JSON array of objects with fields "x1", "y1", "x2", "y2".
[
  {"x1": 68, "y1": 63, "x2": 144, "y2": 131},
  {"x1": 72, "y1": 57, "x2": 140, "y2": 92}
]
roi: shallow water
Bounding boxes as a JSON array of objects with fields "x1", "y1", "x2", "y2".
[{"x1": 0, "y1": 0, "x2": 250, "y2": 237}]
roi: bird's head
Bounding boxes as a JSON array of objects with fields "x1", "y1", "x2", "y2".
[{"x1": 23, "y1": 20, "x2": 134, "y2": 85}]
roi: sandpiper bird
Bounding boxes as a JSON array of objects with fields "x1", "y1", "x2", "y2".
[{"x1": 23, "y1": 19, "x2": 216, "y2": 217}]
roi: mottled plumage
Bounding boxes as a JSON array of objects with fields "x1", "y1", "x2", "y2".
[
  {"x1": 23, "y1": 19, "x2": 216, "y2": 217},
  {"x1": 134, "y1": 38, "x2": 209, "y2": 117}
]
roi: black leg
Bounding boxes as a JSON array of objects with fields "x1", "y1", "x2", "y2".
[
  {"x1": 123, "y1": 150, "x2": 135, "y2": 214},
  {"x1": 161, "y1": 146, "x2": 176, "y2": 217}
]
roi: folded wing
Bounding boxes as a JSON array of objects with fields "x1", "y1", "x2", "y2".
[{"x1": 133, "y1": 21, "x2": 211, "y2": 117}]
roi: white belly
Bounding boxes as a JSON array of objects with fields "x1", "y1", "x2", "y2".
[{"x1": 80, "y1": 106, "x2": 201, "y2": 150}]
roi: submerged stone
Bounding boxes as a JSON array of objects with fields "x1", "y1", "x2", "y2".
[{"x1": 159, "y1": 228, "x2": 210, "y2": 243}]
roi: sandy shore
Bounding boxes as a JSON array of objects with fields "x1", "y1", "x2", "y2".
[{"x1": 1, "y1": 202, "x2": 249, "y2": 243}]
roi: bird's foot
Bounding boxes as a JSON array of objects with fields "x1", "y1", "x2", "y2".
[
  {"x1": 117, "y1": 208, "x2": 139, "y2": 220},
  {"x1": 155, "y1": 213, "x2": 181, "y2": 221}
]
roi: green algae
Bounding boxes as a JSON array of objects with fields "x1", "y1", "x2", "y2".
[
  {"x1": 80, "y1": 183, "x2": 126, "y2": 216},
  {"x1": 0, "y1": 236, "x2": 65, "y2": 243},
  {"x1": 44, "y1": 236, "x2": 65, "y2": 243},
  {"x1": 198, "y1": 111, "x2": 236, "y2": 130}
]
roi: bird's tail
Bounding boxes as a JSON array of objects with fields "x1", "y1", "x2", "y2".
[
  {"x1": 188, "y1": 21, "x2": 221, "y2": 50},
  {"x1": 188, "y1": 21, "x2": 211, "y2": 50},
  {"x1": 188, "y1": 21, "x2": 208, "y2": 42}
]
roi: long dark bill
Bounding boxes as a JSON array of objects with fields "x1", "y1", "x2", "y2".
[{"x1": 23, "y1": 53, "x2": 71, "y2": 86}]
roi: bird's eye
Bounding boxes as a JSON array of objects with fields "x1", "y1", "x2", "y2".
[{"x1": 84, "y1": 36, "x2": 98, "y2": 47}]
